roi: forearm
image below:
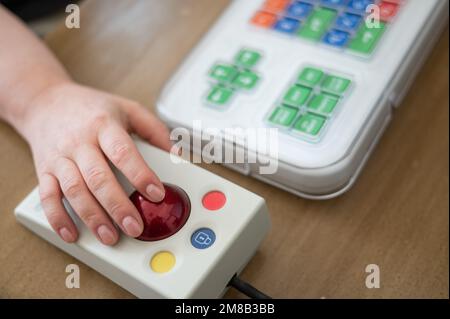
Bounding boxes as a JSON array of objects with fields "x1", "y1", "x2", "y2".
[{"x1": 0, "y1": 6, "x2": 71, "y2": 134}]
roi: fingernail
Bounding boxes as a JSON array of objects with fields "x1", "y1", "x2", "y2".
[
  {"x1": 122, "y1": 216, "x2": 143, "y2": 237},
  {"x1": 59, "y1": 227, "x2": 75, "y2": 242},
  {"x1": 97, "y1": 225, "x2": 116, "y2": 245},
  {"x1": 146, "y1": 184, "x2": 165, "y2": 202}
]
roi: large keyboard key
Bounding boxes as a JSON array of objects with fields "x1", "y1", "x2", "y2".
[
  {"x1": 323, "y1": 29, "x2": 351, "y2": 47},
  {"x1": 206, "y1": 86, "x2": 234, "y2": 105},
  {"x1": 308, "y1": 93, "x2": 339, "y2": 115},
  {"x1": 293, "y1": 113, "x2": 327, "y2": 136},
  {"x1": 379, "y1": 1, "x2": 400, "y2": 22},
  {"x1": 282, "y1": 86, "x2": 311, "y2": 107},
  {"x1": 297, "y1": 67, "x2": 324, "y2": 87},
  {"x1": 234, "y1": 49, "x2": 261, "y2": 69},
  {"x1": 347, "y1": 0, "x2": 375, "y2": 13},
  {"x1": 321, "y1": 75, "x2": 351, "y2": 95},
  {"x1": 269, "y1": 106, "x2": 298, "y2": 127},
  {"x1": 286, "y1": 1, "x2": 313, "y2": 20},
  {"x1": 251, "y1": 11, "x2": 277, "y2": 28},
  {"x1": 335, "y1": 12, "x2": 362, "y2": 31},
  {"x1": 232, "y1": 71, "x2": 260, "y2": 90},
  {"x1": 321, "y1": 0, "x2": 348, "y2": 8},
  {"x1": 274, "y1": 17, "x2": 301, "y2": 34},
  {"x1": 209, "y1": 64, "x2": 238, "y2": 83},
  {"x1": 263, "y1": 0, "x2": 290, "y2": 14},
  {"x1": 348, "y1": 22, "x2": 386, "y2": 54},
  {"x1": 298, "y1": 7, "x2": 337, "y2": 41}
]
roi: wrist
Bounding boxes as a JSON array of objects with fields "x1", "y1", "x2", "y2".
[{"x1": 10, "y1": 78, "x2": 74, "y2": 140}]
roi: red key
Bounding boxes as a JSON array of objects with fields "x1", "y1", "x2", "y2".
[{"x1": 379, "y1": 1, "x2": 399, "y2": 22}]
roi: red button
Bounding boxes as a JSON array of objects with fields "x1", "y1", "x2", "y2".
[
  {"x1": 130, "y1": 184, "x2": 191, "y2": 241},
  {"x1": 379, "y1": 1, "x2": 399, "y2": 22},
  {"x1": 202, "y1": 191, "x2": 226, "y2": 211}
]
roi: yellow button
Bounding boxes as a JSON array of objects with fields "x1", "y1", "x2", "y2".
[{"x1": 150, "y1": 251, "x2": 176, "y2": 273}]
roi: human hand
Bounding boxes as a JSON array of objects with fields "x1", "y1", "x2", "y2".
[{"x1": 19, "y1": 82, "x2": 173, "y2": 246}]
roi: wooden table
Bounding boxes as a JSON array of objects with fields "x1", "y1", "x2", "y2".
[{"x1": 0, "y1": 0, "x2": 448, "y2": 299}]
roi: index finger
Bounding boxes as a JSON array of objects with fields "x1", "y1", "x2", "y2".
[{"x1": 98, "y1": 123, "x2": 166, "y2": 203}]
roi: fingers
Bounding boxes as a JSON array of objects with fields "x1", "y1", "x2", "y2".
[
  {"x1": 98, "y1": 123, "x2": 166, "y2": 203},
  {"x1": 123, "y1": 102, "x2": 173, "y2": 152},
  {"x1": 36, "y1": 98, "x2": 172, "y2": 245},
  {"x1": 52, "y1": 157, "x2": 119, "y2": 246},
  {"x1": 73, "y1": 144, "x2": 144, "y2": 238},
  {"x1": 39, "y1": 173, "x2": 78, "y2": 243}
]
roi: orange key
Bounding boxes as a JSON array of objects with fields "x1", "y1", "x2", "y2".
[
  {"x1": 263, "y1": 0, "x2": 290, "y2": 14},
  {"x1": 251, "y1": 11, "x2": 277, "y2": 28}
]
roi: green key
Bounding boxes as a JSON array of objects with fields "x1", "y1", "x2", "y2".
[
  {"x1": 206, "y1": 86, "x2": 234, "y2": 105},
  {"x1": 268, "y1": 106, "x2": 298, "y2": 127},
  {"x1": 321, "y1": 75, "x2": 351, "y2": 95},
  {"x1": 348, "y1": 22, "x2": 386, "y2": 55},
  {"x1": 282, "y1": 86, "x2": 311, "y2": 108},
  {"x1": 235, "y1": 49, "x2": 261, "y2": 69},
  {"x1": 232, "y1": 71, "x2": 260, "y2": 90},
  {"x1": 308, "y1": 93, "x2": 339, "y2": 115},
  {"x1": 293, "y1": 113, "x2": 327, "y2": 136},
  {"x1": 209, "y1": 64, "x2": 238, "y2": 83},
  {"x1": 298, "y1": 8, "x2": 337, "y2": 41},
  {"x1": 298, "y1": 67, "x2": 324, "y2": 87}
]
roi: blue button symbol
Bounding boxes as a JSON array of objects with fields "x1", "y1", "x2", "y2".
[
  {"x1": 348, "y1": 0, "x2": 374, "y2": 13},
  {"x1": 286, "y1": 2, "x2": 312, "y2": 20},
  {"x1": 323, "y1": 29, "x2": 350, "y2": 47},
  {"x1": 321, "y1": 0, "x2": 347, "y2": 7},
  {"x1": 191, "y1": 228, "x2": 216, "y2": 249},
  {"x1": 274, "y1": 17, "x2": 301, "y2": 34},
  {"x1": 336, "y1": 12, "x2": 362, "y2": 31}
]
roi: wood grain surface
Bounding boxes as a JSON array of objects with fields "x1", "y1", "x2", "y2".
[{"x1": 0, "y1": 0, "x2": 448, "y2": 298}]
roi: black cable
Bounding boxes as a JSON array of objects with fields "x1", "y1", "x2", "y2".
[{"x1": 228, "y1": 275, "x2": 272, "y2": 299}]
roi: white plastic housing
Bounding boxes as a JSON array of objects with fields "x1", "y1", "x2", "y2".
[
  {"x1": 156, "y1": 0, "x2": 449, "y2": 199},
  {"x1": 15, "y1": 140, "x2": 270, "y2": 298}
]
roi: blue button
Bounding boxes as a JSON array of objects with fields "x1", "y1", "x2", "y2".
[
  {"x1": 191, "y1": 228, "x2": 216, "y2": 249},
  {"x1": 323, "y1": 29, "x2": 350, "y2": 47},
  {"x1": 321, "y1": 0, "x2": 348, "y2": 8},
  {"x1": 274, "y1": 17, "x2": 301, "y2": 34},
  {"x1": 347, "y1": 0, "x2": 374, "y2": 13},
  {"x1": 335, "y1": 12, "x2": 362, "y2": 31},
  {"x1": 286, "y1": 2, "x2": 313, "y2": 20}
]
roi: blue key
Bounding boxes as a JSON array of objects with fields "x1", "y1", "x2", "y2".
[
  {"x1": 191, "y1": 228, "x2": 216, "y2": 249},
  {"x1": 323, "y1": 29, "x2": 350, "y2": 47},
  {"x1": 347, "y1": 0, "x2": 374, "y2": 13},
  {"x1": 321, "y1": 0, "x2": 348, "y2": 7},
  {"x1": 286, "y1": 1, "x2": 313, "y2": 20},
  {"x1": 335, "y1": 12, "x2": 362, "y2": 31},
  {"x1": 274, "y1": 17, "x2": 301, "y2": 34}
]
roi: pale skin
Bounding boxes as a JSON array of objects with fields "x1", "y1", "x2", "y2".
[{"x1": 0, "y1": 7, "x2": 173, "y2": 245}]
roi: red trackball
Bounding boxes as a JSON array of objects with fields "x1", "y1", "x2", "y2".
[{"x1": 130, "y1": 184, "x2": 191, "y2": 241}]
